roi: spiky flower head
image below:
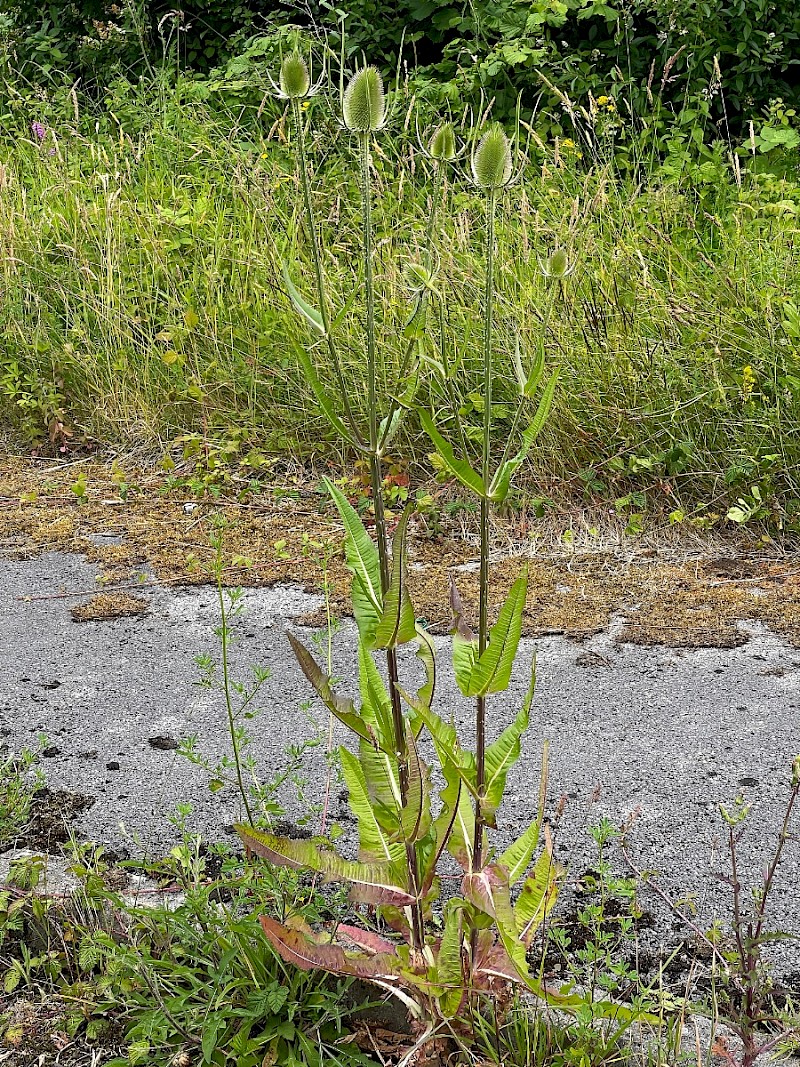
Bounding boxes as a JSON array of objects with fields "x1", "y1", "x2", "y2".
[
  {"x1": 545, "y1": 248, "x2": 569, "y2": 278},
  {"x1": 279, "y1": 51, "x2": 311, "y2": 100},
  {"x1": 471, "y1": 123, "x2": 513, "y2": 190},
  {"x1": 342, "y1": 66, "x2": 385, "y2": 132},
  {"x1": 429, "y1": 123, "x2": 457, "y2": 162}
]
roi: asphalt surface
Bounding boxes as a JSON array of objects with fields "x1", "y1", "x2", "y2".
[{"x1": 1, "y1": 550, "x2": 799, "y2": 983}]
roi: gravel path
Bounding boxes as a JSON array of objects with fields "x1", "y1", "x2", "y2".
[{"x1": 1, "y1": 550, "x2": 799, "y2": 984}]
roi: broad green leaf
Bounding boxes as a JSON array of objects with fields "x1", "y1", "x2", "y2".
[
  {"x1": 295, "y1": 347, "x2": 354, "y2": 446},
  {"x1": 462, "y1": 865, "x2": 528, "y2": 977},
  {"x1": 467, "y1": 571, "x2": 528, "y2": 697},
  {"x1": 396, "y1": 722, "x2": 432, "y2": 845},
  {"x1": 483, "y1": 656, "x2": 536, "y2": 819},
  {"x1": 523, "y1": 333, "x2": 546, "y2": 398},
  {"x1": 417, "y1": 409, "x2": 486, "y2": 498},
  {"x1": 414, "y1": 624, "x2": 436, "y2": 712},
  {"x1": 358, "y1": 642, "x2": 394, "y2": 746},
  {"x1": 498, "y1": 741, "x2": 549, "y2": 885},
  {"x1": 489, "y1": 370, "x2": 559, "y2": 502},
  {"x1": 375, "y1": 509, "x2": 416, "y2": 649},
  {"x1": 282, "y1": 263, "x2": 325, "y2": 335},
  {"x1": 340, "y1": 748, "x2": 405, "y2": 865},
  {"x1": 237, "y1": 825, "x2": 413, "y2": 905},
  {"x1": 259, "y1": 916, "x2": 404, "y2": 980},
  {"x1": 453, "y1": 634, "x2": 478, "y2": 697},
  {"x1": 359, "y1": 736, "x2": 402, "y2": 833},
  {"x1": 325, "y1": 477, "x2": 382, "y2": 646},
  {"x1": 514, "y1": 847, "x2": 562, "y2": 944},
  {"x1": 434, "y1": 901, "x2": 464, "y2": 1018},
  {"x1": 288, "y1": 632, "x2": 379, "y2": 748}
]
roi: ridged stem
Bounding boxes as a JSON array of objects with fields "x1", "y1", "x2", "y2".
[
  {"x1": 292, "y1": 99, "x2": 361, "y2": 443},
  {"x1": 473, "y1": 190, "x2": 496, "y2": 877},
  {"x1": 359, "y1": 130, "x2": 424, "y2": 953}
]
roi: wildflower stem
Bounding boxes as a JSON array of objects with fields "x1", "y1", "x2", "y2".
[
  {"x1": 473, "y1": 189, "x2": 496, "y2": 876},
  {"x1": 359, "y1": 127, "x2": 424, "y2": 952},
  {"x1": 291, "y1": 99, "x2": 361, "y2": 444}
]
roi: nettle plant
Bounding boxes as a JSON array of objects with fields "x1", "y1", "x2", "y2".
[{"x1": 237, "y1": 42, "x2": 635, "y2": 1048}]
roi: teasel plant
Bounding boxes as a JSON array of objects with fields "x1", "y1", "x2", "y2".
[{"x1": 236, "y1": 47, "x2": 651, "y2": 1057}]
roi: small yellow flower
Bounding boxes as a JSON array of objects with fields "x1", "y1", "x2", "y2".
[
  {"x1": 597, "y1": 95, "x2": 609, "y2": 105},
  {"x1": 741, "y1": 365, "x2": 757, "y2": 401}
]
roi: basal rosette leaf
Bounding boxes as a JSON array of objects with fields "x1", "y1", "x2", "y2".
[
  {"x1": 237, "y1": 825, "x2": 413, "y2": 905},
  {"x1": 259, "y1": 916, "x2": 404, "y2": 981},
  {"x1": 432, "y1": 900, "x2": 465, "y2": 1018},
  {"x1": 325, "y1": 477, "x2": 382, "y2": 647}
]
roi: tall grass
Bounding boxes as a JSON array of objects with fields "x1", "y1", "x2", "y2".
[{"x1": 2, "y1": 78, "x2": 800, "y2": 517}]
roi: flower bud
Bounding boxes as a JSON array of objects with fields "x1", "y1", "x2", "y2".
[
  {"x1": 471, "y1": 123, "x2": 512, "y2": 190},
  {"x1": 279, "y1": 52, "x2": 311, "y2": 100},
  {"x1": 342, "y1": 66, "x2": 385, "y2": 132},
  {"x1": 429, "y1": 123, "x2": 456, "y2": 161}
]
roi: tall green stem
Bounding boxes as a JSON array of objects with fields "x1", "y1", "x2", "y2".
[
  {"x1": 359, "y1": 131, "x2": 425, "y2": 953},
  {"x1": 292, "y1": 100, "x2": 361, "y2": 442},
  {"x1": 473, "y1": 189, "x2": 496, "y2": 876}
]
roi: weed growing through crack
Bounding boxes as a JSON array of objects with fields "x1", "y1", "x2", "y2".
[{"x1": 0, "y1": 743, "x2": 45, "y2": 848}]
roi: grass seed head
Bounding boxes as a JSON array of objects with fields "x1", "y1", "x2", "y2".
[
  {"x1": 343, "y1": 66, "x2": 385, "y2": 132},
  {"x1": 471, "y1": 123, "x2": 513, "y2": 190},
  {"x1": 280, "y1": 52, "x2": 311, "y2": 100}
]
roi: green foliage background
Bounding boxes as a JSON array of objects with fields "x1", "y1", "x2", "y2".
[{"x1": 3, "y1": 0, "x2": 800, "y2": 128}]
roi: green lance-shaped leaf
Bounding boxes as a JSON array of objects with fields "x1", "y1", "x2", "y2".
[
  {"x1": 418, "y1": 409, "x2": 486, "y2": 498},
  {"x1": 490, "y1": 371, "x2": 559, "y2": 503},
  {"x1": 325, "y1": 477, "x2": 382, "y2": 646},
  {"x1": 374, "y1": 508, "x2": 416, "y2": 649},
  {"x1": 482, "y1": 656, "x2": 536, "y2": 822},
  {"x1": 462, "y1": 864, "x2": 528, "y2": 978},
  {"x1": 465, "y1": 571, "x2": 528, "y2": 697},
  {"x1": 433, "y1": 901, "x2": 465, "y2": 1018},
  {"x1": 498, "y1": 741, "x2": 550, "y2": 885},
  {"x1": 259, "y1": 916, "x2": 404, "y2": 981},
  {"x1": 450, "y1": 578, "x2": 478, "y2": 698},
  {"x1": 414, "y1": 624, "x2": 436, "y2": 712},
  {"x1": 395, "y1": 722, "x2": 432, "y2": 845},
  {"x1": 359, "y1": 735, "x2": 402, "y2": 834},
  {"x1": 340, "y1": 747, "x2": 406, "y2": 865},
  {"x1": 514, "y1": 846, "x2": 562, "y2": 945},
  {"x1": 358, "y1": 642, "x2": 394, "y2": 748},
  {"x1": 237, "y1": 825, "x2": 413, "y2": 906},
  {"x1": 282, "y1": 263, "x2": 326, "y2": 335},
  {"x1": 288, "y1": 632, "x2": 379, "y2": 748},
  {"x1": 295, "y1": 346, "x2": 355, "y2": 447}
]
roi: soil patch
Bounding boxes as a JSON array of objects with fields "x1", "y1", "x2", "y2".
[
  {"x1": 2, "y1": 453, "x2": 800, "y2": 648},
  {"x1": 14, "y1": 789, "x2": 96, "y2": 853}
]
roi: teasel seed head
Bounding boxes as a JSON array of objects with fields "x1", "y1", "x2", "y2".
[
  {"x1": 471, "y1": 123, "x2": 513, "y2": 190},
  {"x1": 280, "y1": 51, "x2": 311, "y2": 100},
  {"x1": 545, "y1": 248, "x2": 570, "y2": 278},
  {"x1": 429, "y1": 122, "x2": 457, "y2": 161},
  {"x1": 342, "y1": 66, "x2": 386, "y2": 132}
]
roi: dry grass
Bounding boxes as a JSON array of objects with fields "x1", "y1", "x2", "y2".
[
  {"x1": 70, "y1": 593, "x2": 148, "y2": 622},
  {"x1": 3, "y1": 453, "x2": 800, "y2": 648}
]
